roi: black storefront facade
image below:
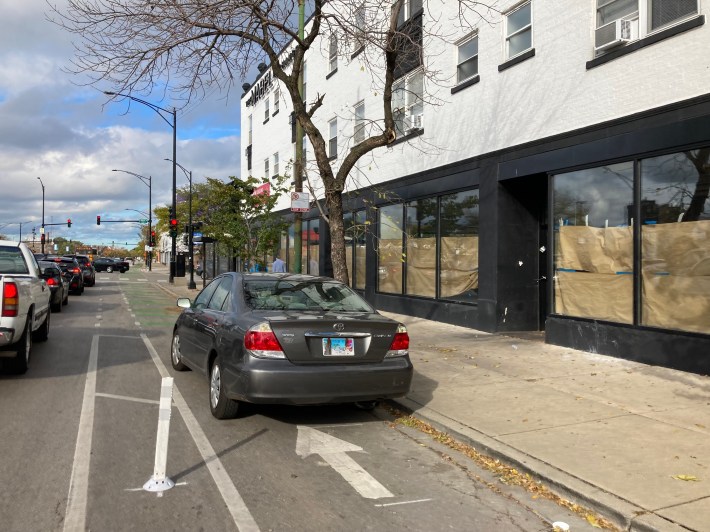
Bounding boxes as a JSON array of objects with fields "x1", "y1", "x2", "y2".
[{"x1": 278, "y1": 93, "x2": 710, "y2": 375}]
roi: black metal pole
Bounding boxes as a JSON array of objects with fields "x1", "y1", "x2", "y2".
[
  {"x1": 148, "y1": 175, "x2": 153, "y2": 272},
  {"x1": 37, "y1": 177, "x2": 45, "y2": 254},
  {"x1": 187, "y1": 170, "x2": 196, "y2": 289},
  {"x1": 170, "y1": 108, "x2": 177, "y2": 284}
]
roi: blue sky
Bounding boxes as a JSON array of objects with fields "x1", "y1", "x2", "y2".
[{"x1": 0, "y1": 0, "x2": 243, "y2": 249}]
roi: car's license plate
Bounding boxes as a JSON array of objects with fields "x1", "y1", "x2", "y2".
[{"x1": 323, "y1": 337, "x2": 355, "y2": 356}]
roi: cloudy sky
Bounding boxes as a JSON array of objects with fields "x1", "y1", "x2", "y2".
[{"x1": 0, "y1": 0, "x2": 242, "y2": 250}]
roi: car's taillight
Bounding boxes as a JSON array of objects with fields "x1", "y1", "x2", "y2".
[
  {"x1": 46, "y1": 277, "x2": 58, "y2": 287},
  {"x1": 73, "y1": 267, "x2": 81, "y2": 274},
  {"x1": 385, "y1": 324, "x2": 409, "y2": 357},
  {"x1": 244, "y1": 322, "x2": 285, "y2": 359},
  {"x1": 2, "y1": 282, "x2": 19, "y2": 317}
]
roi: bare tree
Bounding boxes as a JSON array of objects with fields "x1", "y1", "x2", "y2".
[{"x1": 51, "y1": 0, "x2": 488, "y2": 283}]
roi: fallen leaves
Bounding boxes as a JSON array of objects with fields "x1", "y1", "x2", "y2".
[{"x1": 672, "y1": 474, "x2": 700, "y2": 482}]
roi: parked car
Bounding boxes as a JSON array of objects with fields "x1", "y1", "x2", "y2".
[
  {"x1": 38, "y1": 260, "x2": 69, "y2": 312},
  {"x1": 63, "y1": 254, "x2": 95, "y2": 287},
  {"x1": 93, "y1": 257, "x2": 129, "y2": 273},
  {"x1": 40, "y1": 256, "x2": 84, "y2": 295},
  {"x1": 171, "y1": 273, "x2": 413, "y2": 419}
]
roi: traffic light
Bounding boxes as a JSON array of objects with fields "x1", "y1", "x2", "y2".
[
  {"x1": 41, "y1": 234, "x2": 45, "y2": 244},
  {"x1": 169, "y1": 218, "x2": 178, "y2": 238},
  {"x1": 96, "y1": 215, "x2": 101, "y2": 225},
  {"x1": 67, "y1": 218, "x2": 72, "y2": 228},
  {"x1": 150, "y1": 231, "x2": 156, "y2": 247}
]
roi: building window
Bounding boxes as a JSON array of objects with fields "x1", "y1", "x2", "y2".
[
  {"x1": 273, "y1": 86, "x2": 280, "y2": 115},
  {"x1": 595, "y1": 0, "x2": 698, "y2": 52},
  {"x1": 354, "y1": 101, "x2": 365, "y2": 144},
  {"x1": 406, "y1": 197, "x2": 437, "y2": 297},
  {"x1": 440, "y1": 190, "x2": 479, "y2": 302},
  {"x1": 246, "y1": 145, "x2": 252, "y2": 171},
  {"x1": 328, "y1": 118, "x2": 338, "y2": 158},
  {"x1": 396, "y1": 0, "x2": 423, "y2": 27},
  {"x1": 392, "y1": 68, "x2": 423, "y2": 136},
  {"x1": 264, "y1": 97, "x2": 270, "y2": 123},
  {"x1": 378, "y1": 204, "x2": 404, "y2": 294},
  {"x1": 264, "y1": 158, "x2": 270, "y2": 179},
  {"x1": 505, "y1": 2, "x2": 532, "y2": 59},
  {"x1": 273, "y1": 152, "x2": 279, "y2": 177},
  {"x1": 354, "y1": 5, "x2": 366, "y2": 52},
  {"x1": 553, "y1": 162, "x2": 634, "y2": 324},
  {"x1": 345, "y1": 210, "x2": 367, "y2": 290},
  {"x1": 456, "y1": 34, "x2": 478, "y2": 84},
  {"x1": 307, "y1": 219, "x2": 320, "y2": 275},
  {"x1": 248, "y1": 114, "x2": 252, "y2": 145},
  {"x1": 329, "y1": 34, "x2": 338, "y2": 74}
]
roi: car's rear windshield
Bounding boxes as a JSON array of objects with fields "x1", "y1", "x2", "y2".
[
  {"x1": 0, "y1": 246, "x2": 28, "y2": 274},
  {"x1": 244, "y1": 279, "x2": 374, "y2": 312}
]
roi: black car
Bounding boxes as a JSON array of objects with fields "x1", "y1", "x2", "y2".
[
  {"x1": 171, "y1": 273, "x2": 413, "y2": 419},
  {"x1": 38, "y1": 260, "x2": 69, "y2": 312},
  {"x1": 93, "y1": 257, "x2": 129, "y2": 273},
  {"x1": 63, "y1": 254, "x2": 95, "y2": 287},
  {"x1": 43, "y1": 256, "x2": 84, "y2": 295}
]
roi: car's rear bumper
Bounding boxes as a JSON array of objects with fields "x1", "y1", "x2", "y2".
[{"x1": 224, "y1": 355, "x2": 413, "y2": 405}]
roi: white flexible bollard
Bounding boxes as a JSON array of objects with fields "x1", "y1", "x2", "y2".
[{"x1": 143, "y1": 377, "x2": 176, "y2": 492}]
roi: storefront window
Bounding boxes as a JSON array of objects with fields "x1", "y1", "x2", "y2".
[
  {"x1": 378, "y1": 204, "x2": 404, "y2": 293},
  {"x1": 287, "y1": 223, "x2": 297, "y2": 273},
  {"x1": 406, "y1": 198, "x2": 437, "y2": 297},
  {"x1": 640, "y1": 151, "x2": 710, "y2": 333},
  {"x1": 345, "y1": 211, "x2": 367, "y2": 289},
  {"x1": 439, "y1": 190, "x2": 479, "y2": 301},
  {"x1": 308, "y1": 219, "x2": 320, "y2": 275},
  {"x1": 553, "y1": 162, "x2": 634, "y2": 324}
]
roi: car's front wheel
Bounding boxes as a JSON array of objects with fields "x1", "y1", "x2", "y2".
[
  {"x1": 170, "y1": 332, "x2": 189, "y2": 371},
  {"x1": 209, "y1": 356, "x2": 239, "y2": 419}
]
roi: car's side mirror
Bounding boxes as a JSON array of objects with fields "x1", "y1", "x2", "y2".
[{"x1": 177, "y1": 297, "x2": 192, "y2": 309}]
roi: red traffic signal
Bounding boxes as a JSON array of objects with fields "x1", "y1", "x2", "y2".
[
  {"x1": 67, "y1": 218, "x2": 72, "y2": 228},
  {"x1": 170, "y1": 219, "x2": 178, "y2": 227},
  {"x1": 96, "y1": 215, "x2": 101, "y2": 225}
]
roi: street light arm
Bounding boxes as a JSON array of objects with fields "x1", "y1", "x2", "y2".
[
  {"x1": 112, "y1": 169, "x2": 151, "y2": 188},
  {"x1": 164, "y1": 158, "x2": 191, "y2": 183},
  {"x1": 104, "y1": 91, "x2": 175, "y2": 130}
]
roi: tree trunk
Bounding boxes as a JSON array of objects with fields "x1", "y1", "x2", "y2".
[{"x1": 325, "y1": 189, "x2": 348, "y2": 284}]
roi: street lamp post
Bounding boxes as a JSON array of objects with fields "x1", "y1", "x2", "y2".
[
  {"x1": 105, "y1": 91, "x2": 176, "y2": 283},
  {"x1": 113, "y1": 169, "x2": 152, "y2": 271},
  {"x1": 37, "y1": 177, "x2": 45, "y2": 253},
  {"x1": 165, "y1": 158, "x2": 196, "y2": 290}
]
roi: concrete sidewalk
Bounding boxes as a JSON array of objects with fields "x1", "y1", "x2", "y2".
[{"x1": 151, "y1": 265, "x2": 710, "y2": 531}]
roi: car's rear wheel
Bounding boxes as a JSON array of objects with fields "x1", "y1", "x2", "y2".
[
  {"x1": 52, "y1": 298, "x2": 62, "y2": 313},
  {"x1": 33, "y1": 310, "x2": 50, "y2": 342},
  {"x1": 170, "y1": 332, "x2": 189, "y2": 371},
  {"x1": 63, "y1": 292, "x2": 69, "y2": 305},
  {"x1": 5, "y1": 317, "x2": 31, "y2": 374},
  {"x1": 209, "y1": 356, "x2": 239, "y2": 419}
]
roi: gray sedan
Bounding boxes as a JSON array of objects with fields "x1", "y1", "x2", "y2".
[{"x1": 171, "y1": 273, "x2": 413, "y2": 419}]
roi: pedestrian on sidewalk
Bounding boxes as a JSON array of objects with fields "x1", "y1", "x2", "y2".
[{"x1": 272, "y1": 255, "x2": 286, "y2": 272}]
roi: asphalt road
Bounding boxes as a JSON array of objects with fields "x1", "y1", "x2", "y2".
[{"x1": 0, "y1": 268, "x2": 599, "y2": 531}]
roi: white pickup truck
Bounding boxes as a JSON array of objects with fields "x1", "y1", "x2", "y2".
[{"x1": 0, "y1": 240, "x2": 51, "y2": 374}]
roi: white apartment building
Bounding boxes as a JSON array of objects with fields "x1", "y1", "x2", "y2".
[{"x1": 240, "y1": 0, "x2": 710, "y2": 373}]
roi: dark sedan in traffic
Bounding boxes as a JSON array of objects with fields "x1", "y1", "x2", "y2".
[
  {"x1": 38, "y1": 260, "x2": 69, "y2": 312},
  {"x1": 171, "y1": 273, "x2": 413, "y2": 419},
  {"x1": 93, "y1": 257, "x2": 129, "y2": 273}
]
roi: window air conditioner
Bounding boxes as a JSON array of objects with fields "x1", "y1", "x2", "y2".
[{"x1": 595, "y1": 18, "x2": 635, "y2": 52}]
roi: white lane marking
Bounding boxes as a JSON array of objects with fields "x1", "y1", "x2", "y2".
[
  {"x1": 140, "y1": 334, "x2": 260, "y2": 532},
  {"x1": 64, "y1": 335, "x2": 99, "y2": 532},
  {"x1": 95, "y1": 392, "x2": 160, "y2": 405},
  {"x1": 296, "y1": 426, "x2": 393, "y2": 499},
  {"x1": 374, "y1": 498, "x2": 434, "y2": 508}
]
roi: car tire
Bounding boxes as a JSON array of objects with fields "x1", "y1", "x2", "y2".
[
  {"x1": 52, "y1": 299, "x2": 62, "y2": 313},
  {"x1": 209, "y1": 356, "x2": 239, "y2": 419},
  {"x1": 5, "y1": 317, "x2": 31, "y2": 374},
  {"x1": 354, "y1": 401, "x2": 379, "y2": 411},
  {"x1": 106, "y1": 266, "x2": 113, "y2": 273},
  {"x1": 170, "y1": 332, "x2": 189, "y2": 371},
  {"x1": 63, "y1": 292, "x2": 69, "y2": 306},
  {"x1": 33, "y1": 309, "x2": 50, "y2": 342}
]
